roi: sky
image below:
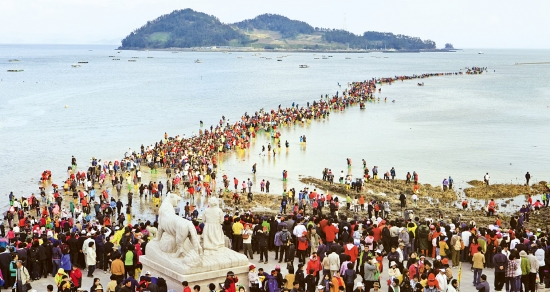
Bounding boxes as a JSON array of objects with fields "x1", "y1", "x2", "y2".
[{"x1": 1, "y1": 0, "x2": 549, "y2": 49}]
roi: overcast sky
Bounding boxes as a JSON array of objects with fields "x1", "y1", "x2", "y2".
[{"x1": 1, "y1": 0, "x2": 549, "y2": 49}]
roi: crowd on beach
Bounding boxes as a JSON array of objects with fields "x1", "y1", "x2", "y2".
[{"x1": 10, "y1": 67, "x2": 549, "y2": 292}]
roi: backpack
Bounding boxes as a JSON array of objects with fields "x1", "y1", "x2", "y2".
[
  {"x1": 29, "y1": 247, "x2": 38, "y2": 261},
  {"x1": 417, "y1": 225, "x2": 429, "y2": 239},
  {"x1": 267, "y1": 276, "x2": 280, "y2": 292},
  {"x1": 281, "y1": 231, "x2": 290, "y2": 243}
]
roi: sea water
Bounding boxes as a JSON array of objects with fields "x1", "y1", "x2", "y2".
[{"x1": 1, "y1": 45, "x2": 549, "y2": 206}]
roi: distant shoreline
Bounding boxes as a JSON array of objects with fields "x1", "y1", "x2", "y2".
[{"x1": 117, "y1": 47, "x2": 460, "y2": 53}]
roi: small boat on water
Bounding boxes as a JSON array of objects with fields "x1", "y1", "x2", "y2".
[
  {"x1": 147, "y1": 56, "x2": 154, "y2": 58},
  {"x1": 9, "y1": 59, "x2": 20, "y2": 62},
  {"x1": 299, "y1": 65, "x2": 309, "y2": 68},
  {"x1": 71, "y1": 64, "x2": 81, "y2": 68},
  {"x1": 78, "y1": 61, "x2": 88, "y2": 64},
  {"x1": 108, "y1": 56, "x2": 115, "y2": 57},
  {"x1": 314, "y1": 58, "x2": 320, "y2": 59},
  {"x1": 322, "y1": 57, "x2": 328, "y2": 59},
  {"x1": 266, "y1": 58, "x2": 272, "y2": 60},
  {"x1": 112, "y1": 58, "x2": 120, "y2": 60},
  {"x1": 237, "y1": 56, "x2": 242, "y2": 59},
  {"x1": 277, "y1": 59, "x2": 282, "y2": 61},
  {"x1": 345, "y1": 57, "x2": 351, "y2": 59},
  {"x1": 478, "y1": 51, "x2": 484, "y2": 54},
  {"x1": 132, "y1": 57, "x2": 139, "y2": 58},
  {"x1": 7, "y1": 69, "x2": 24, "y2": 72},
  {"x1": 194, "y1": 59, "x2": 203, "y2": 63},
  {"x1": 128, "y1": 59, "x2": 136, "y2": 62}
]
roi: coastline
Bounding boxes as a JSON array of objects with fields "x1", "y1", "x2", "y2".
[
  {"x1": 118, "y1": 47, "x2": 459, "y2": 53},
  {"x1": 24, "y1": 65, "x2": 550, "y2": 223}
]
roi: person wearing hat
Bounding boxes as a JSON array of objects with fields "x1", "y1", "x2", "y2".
[
  {"x1": 424, "y1": 273, "x2": 439, "y2": 292},
  {"x1": 435, "y1": 268, "x2": 447, "y2": 292},
  {"x1": 249, "y1": 265, "x2": 260, "y2": 292},
  {"x1": 95, "y1": 285, "x2": 104, "y2": 292},
  {"x1": 352, "y1": 282, "x2": 364, "y2": 292},
  {"x1": 388, "y1": 261, "x2": 401, "y2": 281}
]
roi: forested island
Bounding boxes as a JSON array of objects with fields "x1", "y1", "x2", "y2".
[{"x1": 119, "y1": 9, "x2": 451, "y2": 51}]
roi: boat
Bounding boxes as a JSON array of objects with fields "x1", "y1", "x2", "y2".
[
  {"x1": 314, "y1": 58, "x2": 320, "y2": 59},
  {"x1": 237, "y1": 57, "x2": 242, "y2": 59},
  {"x1": 132, "y1": 57, "x2": 139, "y2": 58},
  {"x1": 478, "y1": 51, "x2": 484, "y2": 54},
  {"x1": 299, "y1": 65, "x2": 309, "y2": 68},
  {"x1": 345, "y1": 57, "x2": 351, "y2": 59},
  {"x1": 108, "y1": 56, "x2": 115, "y2": 57},
  {"x1": 78, "y1": 61, "x2": 88, "y2": 64},
  {"x1": 112, "y1": 58, "x2": 120, "y2": 60},
  {"x1": 9, "y1": 59, "x2": 20, "y2": 62},
  {"x1": 71, "y1": 64, "x2": 81, "y2": 68},
  {"x1": 358, "y1": 57, "x2": 364, "y2": 59},
  {"x1": 277, "y1": 59, "x2": 282, "y2": 61},
  {"x1": 147, "y1": 56, "x2": 154, "y2": 58},
  {"x1": 194, "y1": 59, "x2": 203, "y2": 63},
  {"x1": 128, "y1": 59, "x2": 136, "y2": 62},
  {"x1": 7, "y1": 69, "x2": 24, "y2": 72},
  {"x1": 266, "y1": 58, "x2": 272, "y2": 60},
  {"x1": 322, "y1": 57, "x2": 328, "y2": 59}
]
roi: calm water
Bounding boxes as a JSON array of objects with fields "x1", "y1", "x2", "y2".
[{"x1": 1, "y1": 45, "x2": 549, "y2": 205}]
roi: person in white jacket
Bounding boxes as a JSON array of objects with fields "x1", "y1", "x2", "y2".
[
  {"x1": 435, "y1": 269, "x2": 447, "y2": 292},
  {"x1": 328, "y1": 249, "x2": 340, "y2": 276},
  {"x1": 86, "y1": 241, "x2": 97, "y2": 277},
  {"x1": 248, "y1": 265, "x2": 260, "y2": 290},
  {"x1": 387, "y1": 261, "x2": 401, "y2": 281},
  {"x1": 446, "y1": 279, "x2": 459, "y2": 292},
  {"x1": 535, "y1": 244, "x2": 546, "y2": 283}
]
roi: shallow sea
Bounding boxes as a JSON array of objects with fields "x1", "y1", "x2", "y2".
[{"x1": 1, "y1": 45, "x2": 549, "y2": 213}]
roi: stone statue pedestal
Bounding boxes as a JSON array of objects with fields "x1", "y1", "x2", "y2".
[{"x1": 141, "y1": 240, "x2": 249, "y2": 291}]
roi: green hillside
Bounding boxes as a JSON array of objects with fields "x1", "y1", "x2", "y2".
[
  {"x1": 119, "y1": 9, "x2": 440, "y2": 50},
  {"x1": 119, "y1": 9, "x2": 251, "y2": 49}
]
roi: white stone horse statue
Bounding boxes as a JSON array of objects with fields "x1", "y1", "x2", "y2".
[{"x1": 156, "y1": 193, "x2": 203, "y2": 259}]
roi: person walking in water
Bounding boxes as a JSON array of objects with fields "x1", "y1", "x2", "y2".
[
  {"x1": 484, "y1": 173, "x2": 490, "y2": 186},
  {"x1": 448, "y1": 176, "x2": 454, "y2": 189},
  {"x1": 525, "y1": 172, "x2": 531, "y2": 186}
]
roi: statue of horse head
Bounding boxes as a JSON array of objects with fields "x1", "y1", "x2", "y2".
[{"x1": 165, "y1": 192, "x2": 182, "y2": 207}]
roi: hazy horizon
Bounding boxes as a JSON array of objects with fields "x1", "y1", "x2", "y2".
[{"x1": 2, "y1": 0, "x2": 549, "y2": 49}]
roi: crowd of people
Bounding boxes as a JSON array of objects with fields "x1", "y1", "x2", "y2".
[{"x1": 2, "y1": 67, "x2": 519, "y2": 292}]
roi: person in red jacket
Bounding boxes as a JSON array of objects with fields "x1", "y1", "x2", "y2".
[
  {"x1": 323, "y1": 220, "x2": 339, "y2": 245},
  {"x1": 306, "y1": 252, "x2": 322, "y2": 283},
  {"x1": 343, "y1": 240, "x2": 358, "y2": 264},
  {"x1": 182, "y1": 281, "x2": 191, "y2": 292},
  {"x1": 224, "y1": 271, "x2": 238, "y2": 292},
  {"x1": 297, "y1": 231, "x2": 309, "y2": 263},
  {"x1": 70, "y1": 266, "x2": 82, "y2": 289}
]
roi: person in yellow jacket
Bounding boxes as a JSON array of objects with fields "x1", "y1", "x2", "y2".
[
  {"x1": 54, "y1": 268, "x2": 68, "y2": 287},
  {"x1": 111, "y1": 228, "x2": 125, "y2": 247}
]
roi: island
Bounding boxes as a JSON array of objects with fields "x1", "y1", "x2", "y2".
[{"x1": 119, "y1": 9, "x2": 456, "y2": 52}]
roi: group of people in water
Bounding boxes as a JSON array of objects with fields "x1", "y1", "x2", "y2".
[{"x1": 1, "y1": 67, "x2": 501, "y2": 292}]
